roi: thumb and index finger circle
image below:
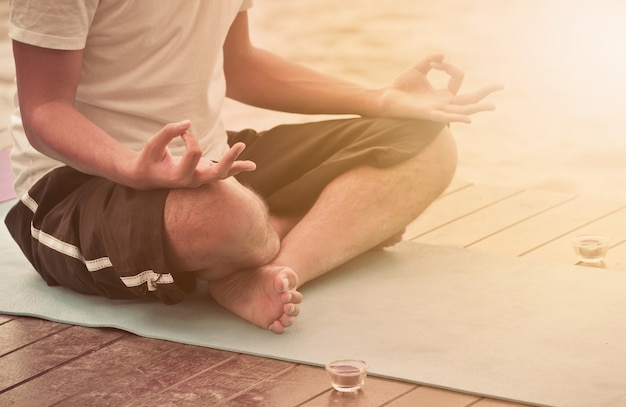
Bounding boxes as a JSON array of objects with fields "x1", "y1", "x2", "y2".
[{"x1": 145, "y1": 120, "x2": 192, "y2": 156}]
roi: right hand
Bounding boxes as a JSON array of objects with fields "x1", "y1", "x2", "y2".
[{"x1": 127, "y1": 120, "x2": 256, "y2": 190}]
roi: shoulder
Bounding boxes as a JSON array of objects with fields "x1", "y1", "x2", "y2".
[{"x1": 9, "y1": 0, "x2": 100, "y2": 50}]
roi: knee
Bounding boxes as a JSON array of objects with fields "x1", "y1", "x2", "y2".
[
  {"x1": 212, "y1": 181, "x2": 280, "y2": 266},
  {"x1": 164, "y1": 179, "x2": 280, "y2": 271},
  {"x1": 430, "y1": 126, "x2": 458, "y2": 188},
  {"x1": 225, "y1": 188, "x2": 281, "y2": 267},
  {"x1": 403, "y1": 125, "x2": 458, "y2": 196},
  {"x1": 385, "y1": 119, "x2": 457, "y2": 191}
]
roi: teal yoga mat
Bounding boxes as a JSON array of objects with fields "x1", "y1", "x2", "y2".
[{"x1": 2, "y1": 198, "x2": 626, "y2": 407}]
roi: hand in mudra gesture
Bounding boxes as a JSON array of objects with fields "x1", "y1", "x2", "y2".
[
  {"x1": 129, "y1": 120, "x2": 256, "y2": 190},
  {"x1": 378, "y1": 54, "x2": 503, "y2": 124}
]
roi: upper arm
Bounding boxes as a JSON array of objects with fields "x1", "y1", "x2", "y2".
[
  {"x1": 223, "y1": 11, "x2": 254, "y2": 98},
  {"x1": 12, "y1": 40, "x2": 84, "y2": 125}
]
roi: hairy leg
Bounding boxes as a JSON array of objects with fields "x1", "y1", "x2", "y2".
[
  {"x1": 205, "y1": 128, "x2": 454, "y2": 330},
  {"x1": 163, "y1": 177, "x2": 301, "y2": 332},
  {"x1": 168, "y1": 126, "x2": 454, "y2": 332},
  {"x1": 205, "y1": 127, "x2": 455, "y2": 332},
  {"x1": 271, "y1": 126, "x2": 457, "y2": 285}
]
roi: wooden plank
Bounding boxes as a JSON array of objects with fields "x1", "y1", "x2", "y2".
[
  {"x1": 299, "y1": 374, "x2": 416, "y2": 407},
  {"x1": 441, "y1": 176, "x2": 473, "y2": 196},
  {"x1": 604, "y1": 239, "x2": 626, "y2": 271},
  {"x1": 0, "y1": 316, "x2": 69, "y2": 356},
  {"x1": 0, "y1": 314, "x2": 13, "y2": 324},
  {"x1": 473, "y1": 398, "x2": 534, "y2": 407},
  {"x1": 0, "y1": 326, "x2": 125, "y2": 392},
  {"x1": 405, "y1": 185, "x2": 522, "y2": 240},
  {"x1": 111, "y1": 354, "x2": 295, "y2": 406},
  {"x1": 468, "y1": 196, "x2": 626, "y2": 257},
  {"x1": 222, "y1": 364, "x2": 330, "y2": 407},
  {"x1": 523, "y1": 207, "x2": 626, "y2": 268},
  {"x1": 0, "y1": 334, "x2": 184, "y2": 406},
  {"x1": 52, "y1": 344, "x2": 242, "y2": 406},
  {"x1": 385, "y1": 386, "x2": 480, "y2": 407},
  {"x1": 412, "y1": 189, "x2": 576, "y2": 248}
]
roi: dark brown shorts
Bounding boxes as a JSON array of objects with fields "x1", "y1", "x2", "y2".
[{"x1": 4, "y1": 117, "x2": 444, "y2": 304}]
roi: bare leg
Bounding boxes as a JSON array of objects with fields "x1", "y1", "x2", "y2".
[
  {"x1": 277, "y1": 128, "x2": 457, "y2": 285},
  {"x1": 207, "y1": 127, "x2": 457, "y2": 322},
  {"x1": 163, "y1": 177, "x2": 302, "y2": 333}
]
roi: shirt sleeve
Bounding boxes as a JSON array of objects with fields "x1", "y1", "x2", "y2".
[{"x1": 9, "y1": 0, "x2": 100, "y2": 50}]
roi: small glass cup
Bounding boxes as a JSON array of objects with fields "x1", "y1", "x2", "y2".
[
  {"x1": 571, "y1": 234, "x2": 610, "y2": 264},
  {"x1": 325, "y1": 359, "x2": 368, "y2": 392}
]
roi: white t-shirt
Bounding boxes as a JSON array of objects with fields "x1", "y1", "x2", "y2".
[{"x1": 9, "y1": 0, "x2": 253, "y2": 197}]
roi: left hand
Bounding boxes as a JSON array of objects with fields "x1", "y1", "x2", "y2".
[{"x1": 377, "y1": 54, "x2": 503, "y2": 124}]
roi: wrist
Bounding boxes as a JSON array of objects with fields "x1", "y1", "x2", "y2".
[
  {"x1": 106, "y1": 148, "x2": 144, "y2": 189},
  {"x1": 357, "y1": 88, "x2": 385, "y2": 117}
]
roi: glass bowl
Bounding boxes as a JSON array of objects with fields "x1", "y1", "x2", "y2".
[
  {"x1": 325, "y1": 359, "x2": 368, "y2": 392},
  {"x1": 571, "y1": 234, "x2": 610, "y2": 264}
]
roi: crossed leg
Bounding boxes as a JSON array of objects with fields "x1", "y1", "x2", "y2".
[
  {"x1": 205, "y1": 126, "x2": 457, "y2": 332},
  {"x1": 163, "y1": 176, "x2": 302, "y2": 333}
]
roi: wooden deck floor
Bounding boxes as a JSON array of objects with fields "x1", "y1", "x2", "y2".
[{"x1": 2, "y1": 180, "x2": 625, "y2": 407}]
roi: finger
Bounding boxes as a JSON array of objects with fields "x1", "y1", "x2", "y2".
[
  {"x1": 431, "y1": 61, "x2": 465, "y2": 94},
  {"x1": 176, "y1": 130, "x2": 203, "y2": 178},
  {"x1": 451, "y1": 83, "x2": 504, "y2": 105},
  {"x1": 144, "y1": 120, "x2": 191, "y2": 158},
  {"x1": 429, "y1": 110, "x2": 472, "y2": 124},
  {"x1": 440, "y1": 102, "x2": 496, "y2": 116},
  {"x1": 203, "y1": 143, "x2": 256, "y2": 180},
  {"x1": 414, "y1": 53, "x2": 444, "y2": 74},
  {"x1": 192, "y1": 160, "x2": 256, "y2": 184},
  {"x1": 191, "y1": 144, "x2": 257, "y2": 183},
  {"x1": 222, "y1": 142, "x2": 247, "y2": 163},
  {"x1": 211, "y1": 142, "x2": 247, "y2": 178},
  {"x1": 225, "y1": 160, "x2": 257, "y2": 178}
]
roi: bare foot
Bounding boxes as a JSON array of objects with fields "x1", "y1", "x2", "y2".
[{"x1": 206, "y1": 265, "x2": 303, "y2": 333}]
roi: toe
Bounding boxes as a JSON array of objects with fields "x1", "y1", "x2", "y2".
[
  {"x1": 268, "y1": 320, "x2": 287, "y2": 334},
  {"x1": 281, "y1": 291, "x2": 303, "y2": 305},
  {"x1": 274, "y1": 267, "x2": 299, "y2": 292},
  {"x1": 267, "y1": 304, "x2": 299, "y2": 333},
  {"x1": 284, "y1": 303, "x2": 300, "y2": 317},
  {"x1": 280, "y1": 314, "x2": 295, "y2": 327}
]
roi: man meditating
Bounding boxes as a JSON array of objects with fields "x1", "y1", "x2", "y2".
[{"x1": 5, "y1": 1, "x2": 501, "y2": 333}]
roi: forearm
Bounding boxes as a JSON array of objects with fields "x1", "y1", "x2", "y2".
[
  {"x1": 13, "y1": 41, "x2": 140, "y2": 187},
  {"x1": 24, "y1": 100, "x2": 136, "y2": 184},
  {"x1": 225, "y1": 47, "x2": 383, "y2": 117}
]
